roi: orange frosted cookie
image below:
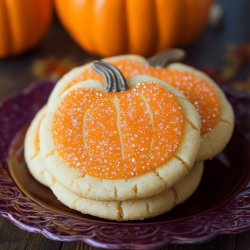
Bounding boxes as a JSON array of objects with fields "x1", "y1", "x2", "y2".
[
  {"x1": 53, "y1": 82, "x2": 184, "y2": 179},
  {"x1": 41, "y1": 61, "x2": 200, "y2": 201},
  {"x1": 144, "y1": 50, "x2": 233, "y2": 161},
  {"x1": 162, "y1": 62, "x2": 234, "y2": 161}
]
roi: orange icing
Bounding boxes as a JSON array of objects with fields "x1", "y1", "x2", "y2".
[
  {"x1": 150, "y1": 69, "x2": 220, "y2": 135},
  {"x1": 62, "y1": 59, "x2": 220, "y2": 135},
  {"x1": 53, "y1": 82, "x2": 184, "y2": 180}
]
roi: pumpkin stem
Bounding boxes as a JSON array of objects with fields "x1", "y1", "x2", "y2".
[
  {"x1": 148, "y1": 49, "x2": 186, "y2": 67},
  {"x1": 92, "y1": 61, "x2": 128, "y2": 92}
]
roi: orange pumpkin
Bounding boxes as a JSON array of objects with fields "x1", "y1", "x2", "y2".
[
  {"x1": 0, "y1": 0, "x2": 53, "y2": 58},
  {"x1": 54, "y1": 0, "x2": 213, "y2": 57}
]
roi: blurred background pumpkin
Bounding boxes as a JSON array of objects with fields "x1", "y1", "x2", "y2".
[
  {"x1": 0, "y1": 0, "x2": 53, "y2": 58},
  {"x1": 54, "y1": 0, "x2": 213, "y2": 57}
]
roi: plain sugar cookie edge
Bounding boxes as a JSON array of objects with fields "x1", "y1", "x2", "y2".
[
  {"x1": 173, "y1": 162, "x2": 204, "y2": 205},
  {"x1": 24, "y1": 106, "x2": 49, "y2": 186},
  {"x1": 45, "y1": 163, "x2": 203, "y2": 221}
]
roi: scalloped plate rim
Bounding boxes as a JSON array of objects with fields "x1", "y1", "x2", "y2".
[{"x1": 2, "y1": 211, "x2": 250, "y2": 248}]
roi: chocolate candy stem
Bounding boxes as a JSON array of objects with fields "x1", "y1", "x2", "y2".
[
  {"x1": 92, "y1": 61, "x2": 128, "y2": 92},
  {"x1": 148, "y1": 49, "x2": 186, "y2": 67}
]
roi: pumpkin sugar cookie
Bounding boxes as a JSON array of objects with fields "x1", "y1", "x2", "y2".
[
  {"x1": 166, "y1": 63, "x2": 234, "y2": 161},
  {"x1": 46, "y1": 50, "x2": 234, "y2": 161},
  {"x1": 147, "y1": 50, "x2": 234, "y2": 161},
  {"x1": 44, "y1": 162, "x2": 204, "y2": 221},
  {"x1": 40, "y1": 61, "x2": 200, "y2": 201},
  {"x1": 24, "y1": 106, "x2": 49, "y2": 186}
]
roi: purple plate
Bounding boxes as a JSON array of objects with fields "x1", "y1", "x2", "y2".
[{"x1": 0, "y1": 82, "x2": 249, "y2": 249}]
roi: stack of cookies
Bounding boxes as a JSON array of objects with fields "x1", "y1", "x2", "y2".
[{"x1": 25, "y1": 50, "x2": 234, "y2": 221}]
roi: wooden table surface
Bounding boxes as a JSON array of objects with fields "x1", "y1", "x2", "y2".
[{"x1": 0, "y1": 0, "x2": 250, "y2": 249}]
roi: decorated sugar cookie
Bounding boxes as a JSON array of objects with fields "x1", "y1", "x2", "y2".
[
  {"x1": 25, "y1": 107, "x2": 203, "y2": 220},
  {"x1": 40, "y1": 61, "x2": 200, "y2": 201},
  {"x1": 147, "y1": 50, "x2": 234, "y2": 161},
  {"x1": 47, "y1": 50, "x2": 234, "y2": 161}
]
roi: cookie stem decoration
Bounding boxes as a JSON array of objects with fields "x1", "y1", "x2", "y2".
[
  {"x1": 92, "y1": 61, "x2": 128, "y2": 92},
  {"x1": 146, "y1": 49, "x2": 234, "y2": 161},
  {"x1": 148, "y1": 49, "x2": 186, "y2": 67}
]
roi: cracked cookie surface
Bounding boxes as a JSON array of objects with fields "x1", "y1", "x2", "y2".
[{"x1": 39, "y1": 74, "x2": 200, "y2": 201}]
